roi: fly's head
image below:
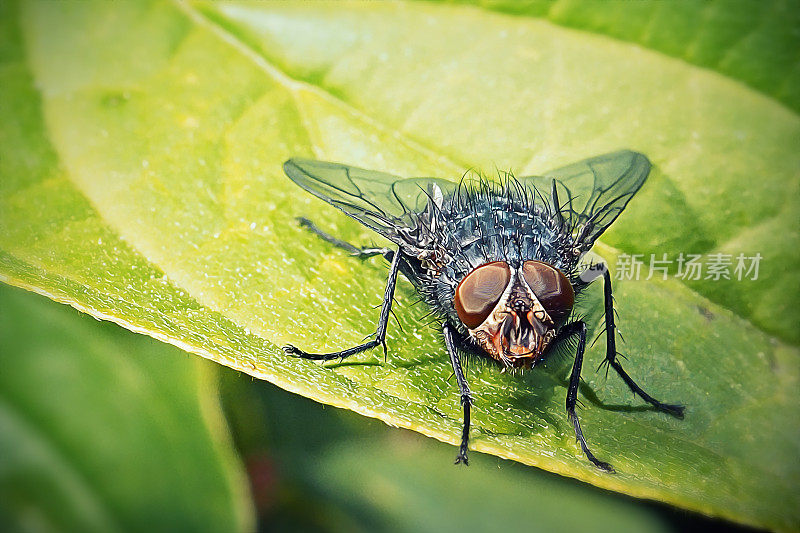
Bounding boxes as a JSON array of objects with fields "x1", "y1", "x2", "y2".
[{"x1": 454, "y1": 260, "x2": 574, "y2": 368}]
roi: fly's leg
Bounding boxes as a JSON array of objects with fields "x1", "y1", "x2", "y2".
[
  {"x1": 560, "y1": 321, "x2": 614, "y2": 472},
  {"x1": 298, "y1": 217, "x2": 391, "y2": 259},
  {"x1": 600, "y1": 270, "x2": 685, "y2": 418},
  {"x1": 282, "y1": 247, "x2": 400, "y2": 361},
  {"x1": 443, "y1": 323, "x2": 472, "y2": 465}
]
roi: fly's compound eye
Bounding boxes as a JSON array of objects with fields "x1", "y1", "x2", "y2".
[
  {"x1": 454, "y1": 261, "x2": 511, "y2": 329},
  {"x1": 522, "y1": 260, "x2": 575, "y2": 323}
]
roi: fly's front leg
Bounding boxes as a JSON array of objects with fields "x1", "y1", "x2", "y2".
[
  {"x1": 559, "y1": 321, "x2": 613, "y2": 472},
  {"x1": 600, "y1": 270, "x2": 685, "y2": 418},
  {"x1": 298, "y1": 217, "x2": 392, "y2": 259},
  {"x1": 283, "y1": 247, "x2": 401, "y2": 361},
  {"x1": 443, "y1": 323, "x2": 472, "y2": 465}
]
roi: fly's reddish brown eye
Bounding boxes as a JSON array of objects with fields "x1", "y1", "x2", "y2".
[
  {"x1": 454, "y1": 261, "x2": 511, "y2": 329},
  {"x1": 522, "y1": 260, "x2": 574, "y2": 323}
]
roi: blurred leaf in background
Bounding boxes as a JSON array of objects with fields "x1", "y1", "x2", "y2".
[
  {"x1": 0, "y1": 1, "x2": 798, "y2": 531},
  {"x1": 0, "y1": 285, "x2": 253, "y2": 532}
]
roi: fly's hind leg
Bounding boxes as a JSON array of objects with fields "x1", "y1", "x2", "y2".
[
  {"x1": 282, "y1": 245, "x2": 401, "y2": 361},
  {"x1": 600, "y1": 270, "x2": 685, "y2": 418},
  {"x1": 298, "y1": 217, "x2": 391, "y2": 259},
  {"x1": 443, "y1": 323, "x2": 472, "y2": 465}
]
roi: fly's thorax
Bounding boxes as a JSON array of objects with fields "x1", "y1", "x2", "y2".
[{"x1": 410, "y1": 185, "x2": 576, "y2": 262}]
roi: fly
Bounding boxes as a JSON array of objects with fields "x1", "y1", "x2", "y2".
[{"x1": 282, "y1": 150, "x2": 684, "y2": 471}]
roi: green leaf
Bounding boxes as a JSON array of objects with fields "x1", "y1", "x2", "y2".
[
  {"x1": 312, "y1": 439, "x2": 670, "y2": 533},
  {"x1": 439, "y1": 0, "x2": 800, "y2": 114},
  {"x1": 1, "y1": 1, "x2": 797, "y2": 530},
  {"x1": 0, "y1": 284, "x2": 253, "y2": 532}
]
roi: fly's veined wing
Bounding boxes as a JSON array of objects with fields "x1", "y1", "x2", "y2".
[
  {"x1": 519, "y1": 150, "x2": 651, "y2": 249},
  {"x1": 284, "y1": 159, "x2": 456, "y2": 241}
]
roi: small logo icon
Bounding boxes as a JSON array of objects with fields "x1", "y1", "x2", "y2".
[{"x1": 578, "y1": 255, "x2": 608, "y2": 283}]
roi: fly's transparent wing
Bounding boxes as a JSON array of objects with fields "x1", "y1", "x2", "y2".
[
  {"x1": 284, "y1": 159, "x2": 456, "y2": 241},
  {"x1": 519, "y1": 150, "x2": 651, "y2": 249}
]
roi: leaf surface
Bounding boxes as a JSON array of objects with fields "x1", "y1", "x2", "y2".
[
  {"x1": 441, "y1": 0, "x2": 800, "y2": 114},
  {"x1": 1, "y1": 1, "x2": 797, "y2": 530}
]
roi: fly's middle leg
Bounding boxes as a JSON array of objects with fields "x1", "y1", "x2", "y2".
[
  {"x1": 599, "y1": 270, "x2": 685, "y2": 418},
  {"x1": 559, "y1": 320, "x2": 614, "y2": 472},
  {"x1": 283, "y1": 247, "x2": 401, "y2": 361}
]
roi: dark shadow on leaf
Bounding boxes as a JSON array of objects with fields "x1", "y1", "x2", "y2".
[
  {"x1": 324, "y1": 360, "x2": 383, "y2": 369},
  {"x1": 578, "y1": 382, "x2": 671, "y2": 414}
]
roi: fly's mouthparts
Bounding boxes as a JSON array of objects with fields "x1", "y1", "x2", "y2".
[
  {"x1": 483, "y1": 308, "x2": 553, "y2": 363},
  {"x1": 509, "y1": 315, "x2": 530, "y2": 346}
]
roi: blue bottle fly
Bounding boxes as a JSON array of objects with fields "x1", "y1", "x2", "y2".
[{"x1": 283, "y1": 151, "x2": 684, "y2": 471}]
